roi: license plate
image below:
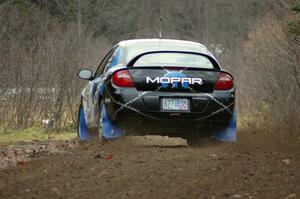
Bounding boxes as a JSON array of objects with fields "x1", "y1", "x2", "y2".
[{"x1": 161, "y1": 98, "x2": 189, "y2": 111}]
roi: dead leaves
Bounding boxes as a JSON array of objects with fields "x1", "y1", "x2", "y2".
[
  {"x1": 94, "y1": 153, "x2": 113, "y2": 160},
  {"x1": 17, "y1": 160, "x2": 25, "y2": 172},
  {"x1": 106, "y1": 154, "x2": 113, "y2": 160}
]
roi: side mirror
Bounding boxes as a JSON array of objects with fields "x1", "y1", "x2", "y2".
[{"x1": 78, "y1": 69, "x2": 93, "y2": 80}]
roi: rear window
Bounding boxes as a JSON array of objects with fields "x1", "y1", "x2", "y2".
[{"x1": 133, "y1": 52, "x2": 214, "y2": 68}]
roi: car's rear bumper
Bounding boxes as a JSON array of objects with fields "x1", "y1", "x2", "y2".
[{"x1": 104, "y1": 86, "x2": 235, "y2": 122}]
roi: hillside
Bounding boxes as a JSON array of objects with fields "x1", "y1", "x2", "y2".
[{"x1": 0, "y1": 0, "x2": 298, "y2": 132}]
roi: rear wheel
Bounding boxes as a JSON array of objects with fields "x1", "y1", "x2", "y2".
[
  {"x1": 77, "y1": 102, "x2": 104, "y2": 142},
  {"x1": 184, "y1": 124, "x2": 214, "y2": 146},
  {"x1": 98, "y1": 101, "x2": 108, "y2": 144},
  {"x1": 185, "y1": 119, "x2": 232, "y2": 146}
]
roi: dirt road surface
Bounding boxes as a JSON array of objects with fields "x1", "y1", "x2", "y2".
[{"x1": 0, "y1": 130, "x2": 299, "y2": 199}]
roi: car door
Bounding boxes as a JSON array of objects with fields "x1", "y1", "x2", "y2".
[
  {"x1": 81, "y1": 46, "x2": 123, "y2": 128},
  {"x1": 81, "y1": 48, "x2": 115, "y2": 128}
]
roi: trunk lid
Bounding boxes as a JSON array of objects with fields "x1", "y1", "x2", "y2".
[{"x1": 128, "y1": 67, "x2": 220, "y2": 93}]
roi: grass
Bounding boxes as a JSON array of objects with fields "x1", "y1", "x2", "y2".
[
  {"x1": 0, "y1": 127, "x2": 77, "y2": 147},
  {"x1": 0, "y1": 117, "x2": 251, "y2": 147}
]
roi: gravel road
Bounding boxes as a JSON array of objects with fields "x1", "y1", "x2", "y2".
[{"x1": 0, "y1": 130, "x2": 299, "y2": 199}]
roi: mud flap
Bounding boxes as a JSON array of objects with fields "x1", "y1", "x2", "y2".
[
  {"x1": 78, "y1": 107, "x2": 92, "y2": 141},
  {"x1": 101, "y1": 104, "x2": 125, "y2": 139},
  {"x1": 213, "y1": 111, "x2": 237, "y2": 142}
]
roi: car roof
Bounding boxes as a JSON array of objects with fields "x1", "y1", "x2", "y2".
[{"x1": 117, "y1": 39, "x2": 211, "y2": 55}]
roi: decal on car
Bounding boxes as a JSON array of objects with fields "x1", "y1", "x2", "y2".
[{"x1": 146, "y1": 71, "x2": 203, "y2": 89}]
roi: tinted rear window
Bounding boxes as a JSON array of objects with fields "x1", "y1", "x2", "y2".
[
  {"x1": 125, "y1": 42, "x2": 206, "y2": 64},
  {"x1": 133, "y1": 52, "x2": 214, "y2": 68}
]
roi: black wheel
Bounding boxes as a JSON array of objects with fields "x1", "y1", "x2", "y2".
[
  {"x1": 77, "y1": 101, "x2": 103, "y2": 142},
  {"x1": 184, "y1": 123, "x2": 215, "y2": 146},
  {"x1": 98, "y1": 100, "x2": 108, "y2": 144}
]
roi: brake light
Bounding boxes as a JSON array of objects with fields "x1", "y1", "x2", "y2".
[
  {"x1": 215, "y1": 73, "x2": 234, "y2": 90},
  {"x1": 112, "y1": 70, "x2": 135, "y2": 87}
]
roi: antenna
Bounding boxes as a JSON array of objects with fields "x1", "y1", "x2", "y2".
[{"x1": 159, "y1": 16, "x2": 163, "y2": 39}]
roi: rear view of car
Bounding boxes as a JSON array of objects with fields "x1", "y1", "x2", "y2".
[{"x1": 78, "y1": 39, "x2": 237, "y2": 144}]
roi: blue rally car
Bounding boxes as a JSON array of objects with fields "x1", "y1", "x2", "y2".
[{"x1": 77, "y1": 39, "x2": 237, "y2": 145}]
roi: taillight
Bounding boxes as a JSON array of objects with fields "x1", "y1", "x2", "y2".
[
  {"x1": 112, "y1": 70, "x2": 135, "y2": 87},
  {"x1": 214, "y1": 73, "x2": 234, "y2": 90}
]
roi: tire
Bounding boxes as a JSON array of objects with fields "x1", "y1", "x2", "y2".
[
  {"x1": 185, "y1": 137, "x2": 201, "y2": 147},
  {"x1": 98, "y1": 100, "x2": 107, "y2": 144},
  {"x1": 185, "y1": 116, "x2": 234, "y2": 146},
  {"x1": 77, "y1": 100, "x2": 108, "y2": 144},
  {"x1": 185, "y1": 122, "x2": 221, "y2": 146}
]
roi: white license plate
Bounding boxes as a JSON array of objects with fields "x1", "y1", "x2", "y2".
[{"x1": 161, "y1": 98, "x2": 189, "y2": 111}]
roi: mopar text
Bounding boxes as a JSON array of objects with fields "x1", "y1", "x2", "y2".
[{"x1": 146, "y1": 77, "x2": 203, "y2": 85}]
